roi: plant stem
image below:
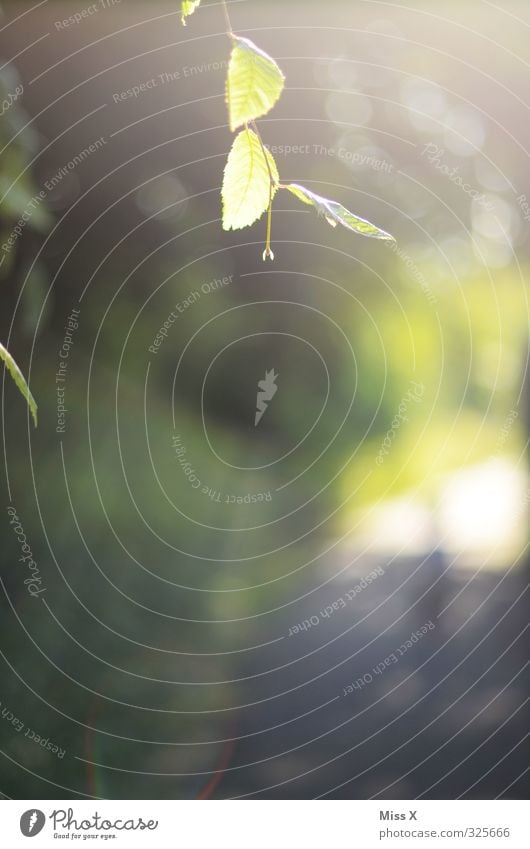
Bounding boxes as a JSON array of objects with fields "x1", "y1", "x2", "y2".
[
  {"x1": 251, "y1": 120, "x2": 276, "y2": 257},
  {"x1": 221, "y1": 0, "x2": 233, "y2": 35},
  {"x1": 250, "y1": 120, "x2": 274, "y2": 185},
  {"x1": 265, "y1": 191, "x2": 273, "y2": 259},
  {"x1": 223, "y1": 3, "x2": 275, "y2": 257}
]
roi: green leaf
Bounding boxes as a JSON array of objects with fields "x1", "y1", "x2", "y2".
[
  {"x1": 181, "y1": 0, "x2": 200, "y2": 25},
  {"x1": 0, "y1": 342, "x2": 37, "y2": 427},
  {"x1": 286, "y1": 183, "x2": 395, "y2": 241},
  {"x1": 226, "y1": 36, "x2": 285, "y2": 131},
  {"x1": 222, "y1": 128, "x2": 279, "y2": 231}
]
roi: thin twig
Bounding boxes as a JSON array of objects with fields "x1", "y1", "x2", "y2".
[
  {"x1": 223, "y1": 3, "x2": 277, "y2": 257},
  {"x1": 220, "y1": 0, "x2": 233, "y2": 35},
  {"x1": 250, "y1": 120, "x2": 276, "y2": 257},
  {"x1": 250, "y1": 120, "x2": 275, "y2": 187},
  {"x1": 265, "y1": 190, "x2": 273, "y2": 259}
]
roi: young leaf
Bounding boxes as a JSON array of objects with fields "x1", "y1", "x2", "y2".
[
  {"x1": 0, "y1": 342, "x2": 37, "y2": 427},
  {"x1": 222, "y1": 128, "x2": 279, "y2": 231},
  {"x1": 181, "y1": 0, "x2": 201, "y2": 25},
  {"x1": 226, "y1": 36, "x2": 285, "y2": 131},
  {"x1": 286, "y1": 183, "x2": 395, "y2": 241}
]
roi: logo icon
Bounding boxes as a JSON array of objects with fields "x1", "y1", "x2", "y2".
[
  {"x1": 20, "y1": 810, "x2": 46, "y2": 837},
  {"x1": 255, "y1": 369, "x2": 278, "y2": 426}
]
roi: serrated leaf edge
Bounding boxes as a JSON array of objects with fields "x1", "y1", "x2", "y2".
[{"x1": 226, "y1": 36, "x2": 285, "y2": 132}]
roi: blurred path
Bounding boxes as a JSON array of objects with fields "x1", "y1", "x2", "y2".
[{"x1": 218, "y1": 556, "x2": 528, "y2": 799}]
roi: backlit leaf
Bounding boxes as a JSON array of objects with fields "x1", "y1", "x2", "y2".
[
  {"x1": 222, "y1": 128, "x2": 279, "y2": 230},
  {"x1": 286, "y1": 183, "x2": 395, "y2": 241},
  {"x1": 181, "y1": 0, "x2": 201, "y2": 25},
  {"x1": 226, "y1": 36, "x2": 285, "y2": 131},
  {"x1": 0, "y1": 342, "x2": 37, "y2": 426}
]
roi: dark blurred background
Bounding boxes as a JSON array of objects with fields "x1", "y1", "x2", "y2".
[{"x1": 0, "y1": 0, "x2": 528, "y2": 799}]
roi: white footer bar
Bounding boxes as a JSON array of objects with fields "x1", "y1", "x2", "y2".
[{"x1": 1, "y1": 800, "x2": 526, "y2": 847}]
